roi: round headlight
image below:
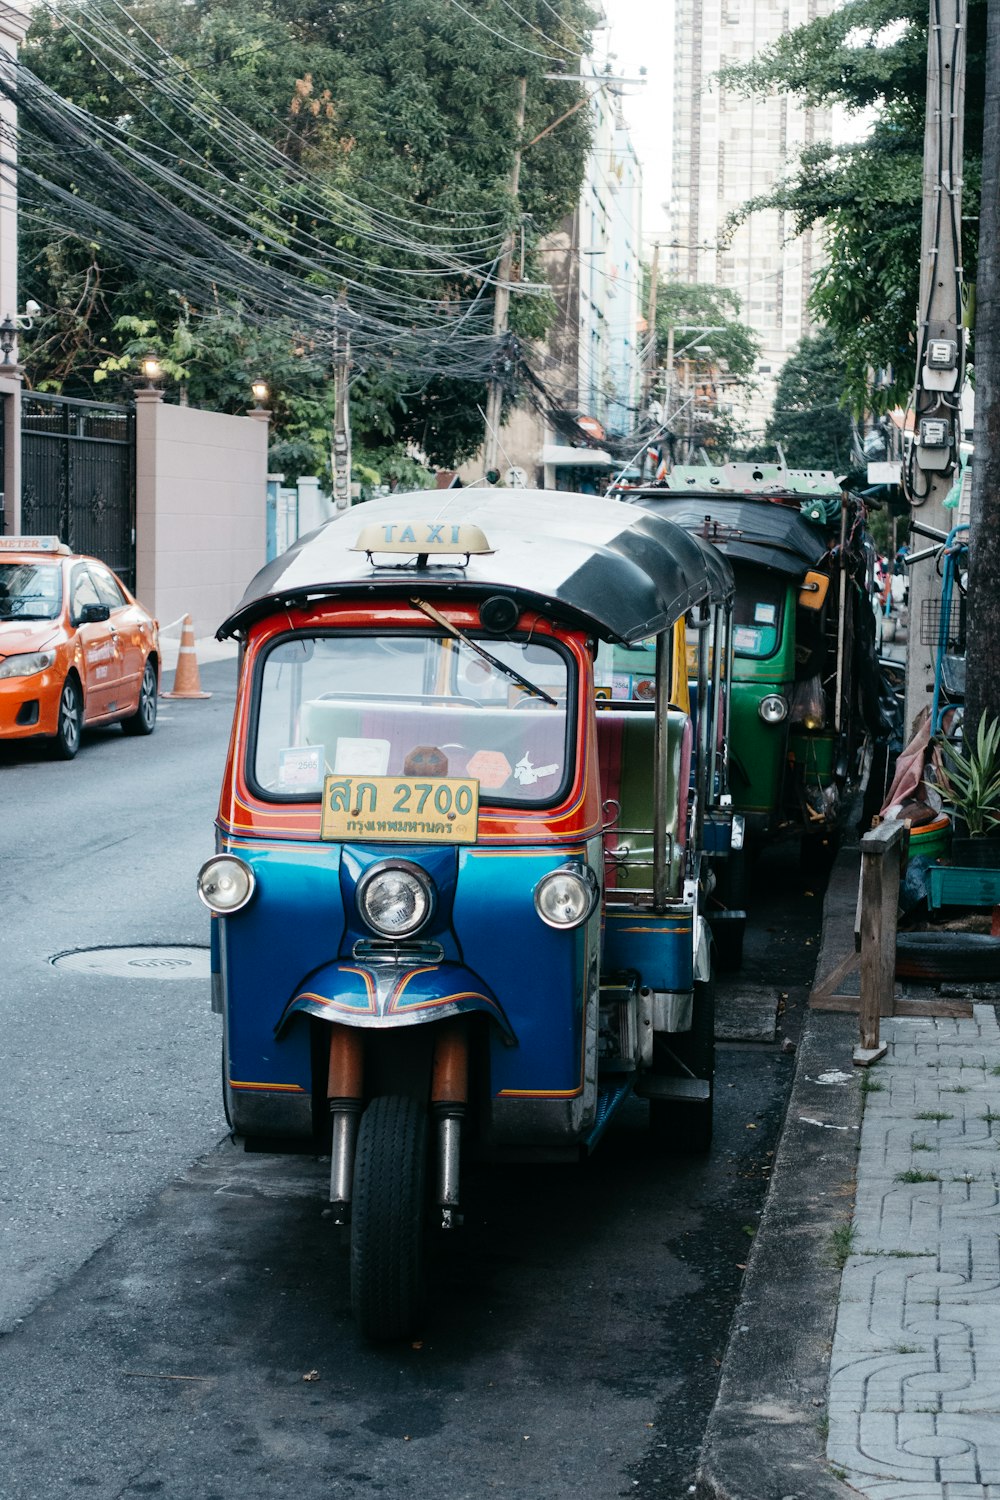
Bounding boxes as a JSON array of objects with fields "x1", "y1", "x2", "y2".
[
  {"x1": 357, "y1": 863, "x2": 434, "y2": 937},
  {"x1": 197, "y1": 855, "x2": 256, "y2": 913},
  {"x1": 534, "y1": 867, "x2": 596, "y2": 929},
  {"x1": 759, "y1": 694, "x2": 789, "y2": 724}
]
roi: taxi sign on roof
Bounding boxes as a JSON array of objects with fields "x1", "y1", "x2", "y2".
[
  {"x1": 0, "y1": 535, "x2": 67, "y2": 554},
  {"x1": 352, "y1": 521, "x2": 493, "y2": 558}
]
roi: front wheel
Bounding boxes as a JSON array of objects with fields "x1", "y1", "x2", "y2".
[
  {"x1": 52, "y1": 676, "x2": 82, "y2": 760},
  {"x1": 350, "y1": 1095, "x2": 428, "y2": 1341},
  {"x1": 121, "y1": 658, "x2": 158, "y2": 736}
]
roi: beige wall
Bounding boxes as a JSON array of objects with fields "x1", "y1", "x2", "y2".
[{"x1": 135, "y1": 395, "x2": 268, "y2": 637}]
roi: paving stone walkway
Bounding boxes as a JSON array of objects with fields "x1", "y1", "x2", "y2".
[{"x1": 828, "y1": 1004, "x2": 1000, "y2": 1500}]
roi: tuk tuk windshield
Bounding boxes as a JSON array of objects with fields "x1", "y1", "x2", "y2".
[
  {"x1": 732, "y1": 569, "x2": 785, "y2": 659},
  {"x1": 252, "y1": 631, "x2": 573, "y2": 805}
]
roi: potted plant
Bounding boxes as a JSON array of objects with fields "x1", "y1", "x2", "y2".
[{"x1": 928, "y1": 713, "x2": 1000, "y2": 910}]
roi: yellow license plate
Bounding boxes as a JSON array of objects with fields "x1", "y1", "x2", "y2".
[{"x1": 320, "y1": 774, "x2": 480, "y2": 844}]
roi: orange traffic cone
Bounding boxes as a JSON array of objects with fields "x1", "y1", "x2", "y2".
[{"x1": 162, "y1": 614, "x2": 211, "y2": 700}]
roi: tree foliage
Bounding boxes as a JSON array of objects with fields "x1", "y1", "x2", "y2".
[
  {"x1": 765, "y1": 329, "x2": 855, "y2": 470},
  {"x1": 650, "y1": 279, "x2": 760, "y2": 457},
  {"x1": 20, "y1": 0, "x2": 595, "y2": 482},
  {"x1": 719, "y1": 0, "x2": 987, "y2": 414}
]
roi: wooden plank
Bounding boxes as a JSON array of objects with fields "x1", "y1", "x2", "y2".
[
  {"x1": 809, "y1": 946, "x2": 861, "y2": 1005},
  {"x1": 810, "y1": 992, "x2": 973, "y2": 1018}
]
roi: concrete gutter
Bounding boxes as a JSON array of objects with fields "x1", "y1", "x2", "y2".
[{"x1": 697, "y1": 848, "x2": 864, "y2": 1500}]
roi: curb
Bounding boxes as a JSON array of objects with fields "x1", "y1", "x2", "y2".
[{"x1": 696, "y1": 849, "x2": 864, "y2": 1500}]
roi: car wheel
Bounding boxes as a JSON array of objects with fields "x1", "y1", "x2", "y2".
[
  {"x1": 121, "y1": 658, "x2": 158, "y2": 736},
  {"x1": 52, "y1": 677, "x2": 82, "y2": 760}
]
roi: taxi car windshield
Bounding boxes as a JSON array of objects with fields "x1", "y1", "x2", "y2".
[
  {"x1": 252, "y1": 632, "x2": 572, "y2": 806},
  {"x1": 0, "y1": 562, "x2": 63, "y2": 620}
]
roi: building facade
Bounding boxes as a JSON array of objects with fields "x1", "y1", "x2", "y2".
[{"x1": 669, "y1": 0, "x2": 831, "y2": 437}]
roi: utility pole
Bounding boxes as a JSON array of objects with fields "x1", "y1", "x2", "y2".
[
  {"x1": 903, "y1": 0, "x2": 967, "y2": 734},
  {"x1": 332, "y1": 295, "x2": 352, "y2": 511},
  {"x1": 641, "y1": 240, "x2": 660, "y2": 412},
  {"x1": 483, "y1": 74, "x2": 528, "y2": 481},
  {"x1": 964, "y1": 0, "x2": 1000, "y2": 731}
]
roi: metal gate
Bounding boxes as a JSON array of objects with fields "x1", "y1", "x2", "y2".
[{"x1": 21, "y1": 393, "x2": 136, "y2": 589}]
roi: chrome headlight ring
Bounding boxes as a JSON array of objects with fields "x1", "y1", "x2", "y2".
[
  {"x1": 533, "y1": 863, "x2": 600, "y2": 930},
  {"x1": 758, "y1": 694, "x2": 789, "y2": 724},
  {"x1": 356, "y1": 860, "x2": 435, "y2": 938},
  {"x1": 197, "y1": 855, "x2": 256, "y2": 914}
]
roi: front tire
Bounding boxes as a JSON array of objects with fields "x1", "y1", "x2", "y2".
[
  {"x1": 350, "y1": 1095, "x2": 428, "y2": 1341},
  {"x1": 52, "y1": 676, "x2": 82, "y2": 760},
  {"x1": 121, "y1": 658, "x2": 158, "y2": 736}
]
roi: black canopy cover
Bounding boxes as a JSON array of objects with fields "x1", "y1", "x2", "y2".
[
  {"x1": 624, "y1": 492, "x2": 833, "y2": 578},
  {"x1": 218, "y1": 489, "x2": 734, "y2": 645}
]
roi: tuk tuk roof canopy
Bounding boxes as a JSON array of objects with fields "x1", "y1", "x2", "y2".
[
  {"x1": 218, "y1": 489, "x2": 735, "y2": 645},
  {"x1": 622, "y1": 492, "x2": 835, "y2": 578}
]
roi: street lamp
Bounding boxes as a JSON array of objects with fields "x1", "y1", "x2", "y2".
[
  {"x1": 0, "y1": 299, "x2": 40, "y2": 367},
  {"x1": 139, "y1": 353, "x2": 162, "y2": 389}
]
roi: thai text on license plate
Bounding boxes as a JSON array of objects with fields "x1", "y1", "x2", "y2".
[{"x1": 320, "y1": 774, "x2": 480, "y2": 843}]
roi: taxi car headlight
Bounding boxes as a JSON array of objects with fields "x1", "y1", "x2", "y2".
[
  {"x1": 758, "y1": 694, "x2": 789, "y2": 724},
  {"x1": 357, "y1": 862, "x2": 434, "y2": 937},
  {"x1": 197, "y1": 856, "x2": 256, "y2": 914},
  {"x1": 0, "y1": 650, "x2": 56, "y2": 680},
  {"x1": 534, "y1": 865, "x2": 599, "y2": 929}
]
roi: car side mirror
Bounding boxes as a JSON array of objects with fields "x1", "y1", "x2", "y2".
[
  {"x1": 798, "y1": 571, "x2": 830, "y2": 611},
  {"x1": 78, "y1": 602, "x2": 111, "y2": 624}
]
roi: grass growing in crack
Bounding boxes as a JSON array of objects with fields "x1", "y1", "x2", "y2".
[
  {"x1": 896, "y1": 1169, "x2": 941, "y2": 1184},
  {"x1": 829, "y1": 1222, "x2": 856, "y2": 1268},
  {"x1": 859, "y1": 1248, "x2": 930, "y2": 1258},
  {"x1": 915, "y1": 1111, "x2": 953, "y2": 1122},
  {"x1": 948, "y1": 1085, "x2": 970, "y2": 1094},
  {"x1": 983, "y1": 1108, "x2": 1000, "y2": 1124},
  {"x1": 894, "y1": 1343, "x2": 922, "y2": 1353},
  {"x1": 991, "y1": 1065, "x2": 1000, "y2": 1077},
  {"x1": 817, "y1": 1413, "x2": 830, "y2": 1441},
  {"x1": 912, "y1": 1141, "x2": 933, "y2": 1151},
  {"x1": 860, "y1": 1070, "x2": 884, "y2": 1095}
]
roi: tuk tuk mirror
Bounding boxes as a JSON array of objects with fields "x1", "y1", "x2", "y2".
[{"x1": 798, "y1": 570, "x2": 830, "y2": 611}]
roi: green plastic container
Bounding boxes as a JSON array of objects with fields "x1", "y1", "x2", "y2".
[{"x1": 908, "y1": 814, "x2": 952, "y2": 863}]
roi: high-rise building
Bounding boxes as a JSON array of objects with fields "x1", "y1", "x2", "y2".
[{"x1": 669, "y1": 0, "x2": 832, "y2": 438}]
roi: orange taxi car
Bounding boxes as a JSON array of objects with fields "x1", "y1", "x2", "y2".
[{"x1": 0, "y1": 536, "x2": 160, "y2": 759}]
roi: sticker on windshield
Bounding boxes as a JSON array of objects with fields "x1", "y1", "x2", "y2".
[
  {"x1": 278, "y1": 745, "x2": 324, "y2": 792},
  {"x1": 334, "y1": 737, "x2": 391, "y2": 776}
]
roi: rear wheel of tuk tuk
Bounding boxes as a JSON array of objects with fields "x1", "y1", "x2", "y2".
[
  {"x1": 649, "y1": 973, "x2": 715, "y2": 1153},
  {"x1": 351, "y1": 1094, "x2": 428, "y2": 1341}
]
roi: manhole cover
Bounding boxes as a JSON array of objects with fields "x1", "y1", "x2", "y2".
[{"x1": 50, "y1": 945, "x2": 211, "y2": 979}]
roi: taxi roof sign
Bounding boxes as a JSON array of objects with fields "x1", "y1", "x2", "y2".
[
  {"x1": 352, "y1": 520, "x2": 493, "y2": 561},
  {"x1": 0, "y1": 535, "x2": 69, "y2": 554}
]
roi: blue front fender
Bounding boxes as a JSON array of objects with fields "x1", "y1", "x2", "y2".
[{"x1": 275, "y1": 959, "x2": 516, "y2": 1044}]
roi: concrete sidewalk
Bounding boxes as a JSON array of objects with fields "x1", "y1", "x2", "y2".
[{"x1": 698, "y1": 848, "x2": 1000, "y2": 1500}]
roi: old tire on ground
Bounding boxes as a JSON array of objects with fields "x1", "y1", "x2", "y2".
[
  {"x1": 121, "y1": 658, "x2": 158, "y2": 736},
  {"x1": 351, "y1": 1094, "x2": 428, "y2": 1341},
  {"x1": 650, "y1": 971, "x2": 715, "y2": 1153},
  {"x1": 52, "y1": 676, "x2": 82, "y2": 760}
]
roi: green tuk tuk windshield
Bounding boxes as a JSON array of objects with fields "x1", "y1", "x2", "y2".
[{"x1": 250, "y1": 631, "x2": 574, "y2": 807}]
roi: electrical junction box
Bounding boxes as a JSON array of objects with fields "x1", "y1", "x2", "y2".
[
  {"x1": 921, "y1": 331, "x2": 963, "y2": 391},
  {"x1": 915, "y1": 414, "x2": 956, "y2": 472}
]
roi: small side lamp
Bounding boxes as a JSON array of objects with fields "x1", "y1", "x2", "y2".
[
  {"x1": 139, "y1": 353, "x2": 162, "y2": 389},
  {"x1": 251, "y1": 378, "x2": 270, "y2": 408}
]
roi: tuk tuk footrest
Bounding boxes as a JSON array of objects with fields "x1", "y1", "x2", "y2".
[{"x1": 637, "y1": 1076, "x2": 710, "y2": 1102}]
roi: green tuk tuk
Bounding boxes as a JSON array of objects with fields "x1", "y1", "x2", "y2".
[{"x1": 611, "y1": 464, "x2": 889, "y2": 873}]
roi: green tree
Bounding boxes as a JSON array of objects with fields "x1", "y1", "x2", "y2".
[
  {"x1": 765, "y1": 329, "x2": 855, "y2": 470},
  {"x1": 650, "y1": 279, "x2": 760, "y2": 457},
  {"x1": 20, "y1": 0, "x2": 594, "y2": 482},
  {"x1": 718, "y1": 0, "x2": 987, "y2": 414}
]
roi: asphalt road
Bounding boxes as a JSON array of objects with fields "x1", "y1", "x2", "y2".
[{"x1": 0, "y1": 666, "x2": 824, "y2": 1499}]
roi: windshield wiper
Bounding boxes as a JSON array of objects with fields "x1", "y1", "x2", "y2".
[{"x1": 409, "y1": 597, "x2": 557, "y2": 706}]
